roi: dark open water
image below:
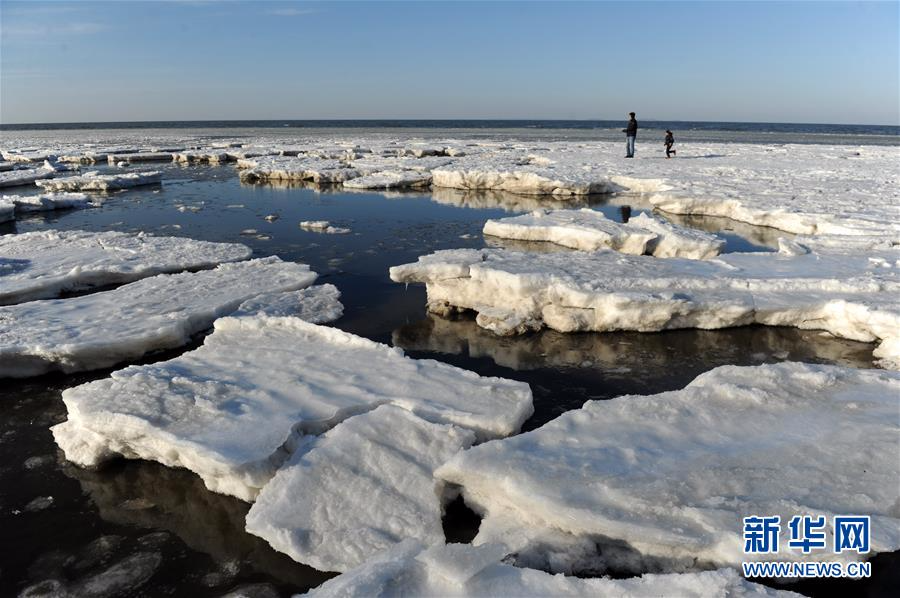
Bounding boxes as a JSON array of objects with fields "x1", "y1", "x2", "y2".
[{"x1": 0, "y1": 162, "x2": 896, "y2": 597}]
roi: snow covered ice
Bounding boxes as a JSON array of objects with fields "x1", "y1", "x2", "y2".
[
  {"x1": 302, "y1": 539, "x2": 797, "y2": 597},
  {"x1": 0, "y1": 166, "x2": 59, "y2": 188},
  {"x1": 239, "y1": 156, "x2": 361, "y2": 184},
  {"x1": 52, "y1": 316, "x2": 532, "y2": 501},
  {"x1": 1, "y1": 257, "x2": 315, "y2": 377},
  {"x1": 299, "y1": 221, "x2": 351, "y2": 234},
  {"x1": 246, "y1": 405, "x2": 476, "y2": 572},
  {"x1": 36, "y1": 170, "x2": 162, "y2": 191},
  {"x1": 483, "y1": 208, "x2": 724, "y2": 258},
  {"x1": 0, "y1": 229, "x2": 252, "y2": 305},
  {"x1": 436, "y1": 363, "x2": 900, "y2": 573},
  {"x1": 389, "y1": 248, "x2": 900, "y2": 365},
  {"x1": 231, "y1": 284, "x2": 344, "y2": 321}
]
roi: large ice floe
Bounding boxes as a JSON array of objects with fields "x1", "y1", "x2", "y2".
[
  {"x1": 238, "y1": 156, "x2": 361, "y2": 184},
  {"x1": 0, "y1": 230, "x2": 252, "y2": 305},
  {"x1": 436, "y1": 362, "x2": 900, "y2": 574},
  {"x1": 1, "y1": 192, "x2": 94, "y2": 214},
  {"x1": 483, "y1": 208, "x2": 724, "y2": 258},
  {"x1": 302, "y1": 540, "x2": 796, "y2": 597},
  {"x1": 1, "y1": 257, "x2": 315, "y2": 377},
  {"x1": 52, "y1": 316, "x2": 532, "y2": 501},
  {"x1": 0, "y1": 166, "x2": 59, "y2": 188},
  {"x1": 389, "y1": 247, "x2": 900, "y2": 366},
  {"x1": 231, "y1": 283, "x2": 344, "y2": 321},
  {"x1": 246, "y1": 405, "x2": 476, "y2": 572},
  {"x1": 36, "y1": 170, "x2": 162, "y2": 191}
]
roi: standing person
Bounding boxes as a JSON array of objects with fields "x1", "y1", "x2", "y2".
[
  {"x1": 623, "y1": 112, "x2": 638, "y2": 158},
  {"x1": 664, "y1": 129, "x2": 676, "y2": 158}
]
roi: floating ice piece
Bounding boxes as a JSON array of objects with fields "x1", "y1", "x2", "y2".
[
  {"x1": 438, "y1": 363, "x2": 900, "y2": 573},
  {"x1": 231, "y1": 284, "x2": 344, "y2": 322},
  {"x1": 3, "y1": 192, "x2": 93, "y2": 214},
  {"x1": 389, "y1": 248, "x2": 900, "y2": 363},
  {"x1": 343, "y1": 170, "x2": 432, "y2": 189},
  {"x1": 52, "y1": 316, "x2": 532, "y2": 500},
  {"x1": 303, "y1": 539, "x2": 796, "y2": 597},
  {"x1": 1, "y1": 257, "x2": 314, "y2": 377},
  {"x1": 299, "y1": 221, "x2": 351, "y2": 234},
  {"x1": 36, "y1": 171, "x2": 162, "y2": 192},
  {"x1": 432, "y1": 154, "x2": 620, "y2": 196},
  {"x1": 239, "y1": 156, "x2": 361, "y2": 184},
  {"x1": 173, "y1": 150, "x2": 231, "y2": 164},
  {"x1": 1, "y1": 149, "x2": 59, "y2": 163},
  {"x1": 0, "y1": 229, "x2": 252, "y2": 305},
  {"x1": 0, "y1": 167, "x2": 57, "y2": 188},
  {"x1": 106, "y1": 152, "x2": 173, "y2": 163},
  {"x1": 0, "y1": 161, "x2": 16, "y2": 172},
  {"x1": 626, "y1": 212, "x2": 725, "y2": 259},
  {"x1": 483, "y1": 209, "x2": 656, "y2": 255},
  {"x1": 246, "y1": 405, "x2": 476, "y2": 572}
]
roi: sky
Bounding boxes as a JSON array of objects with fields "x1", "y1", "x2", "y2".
[{"x1": 1, "y1": 0, "x2": 898, "y2": 125}]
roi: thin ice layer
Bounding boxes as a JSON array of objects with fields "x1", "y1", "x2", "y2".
[
  {"x1": 36, "y1": 171, "x2": 161, "y2": 191},
  {"x1": 302, "y1": 539, "x2": 796, "y2": 597},
  {"x1": 389, "y1": 248, "x2": 900, "y2": 365},
  {"x1": 52, "y1": 316, "x2": 532, "y2": 500},
  {"x1": 0, "y1": 230, "x2": 252, "y2": 305},
  {"x1": 246, "y1": 405, "x2": 475, "y2": 572},
  {"x1": 1, "y1": 257, "x2": 315, "y2": 377},
  {"x1": 437, "y1": 363, "x2": 900, "y2": 572}
]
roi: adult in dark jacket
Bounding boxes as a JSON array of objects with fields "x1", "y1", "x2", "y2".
[
  {"x1": 623, "y1": 112, "x2": 638, "y2": 158},
  {"x1": 664, "y1": 129, "x2": 676, "y2": 158}
]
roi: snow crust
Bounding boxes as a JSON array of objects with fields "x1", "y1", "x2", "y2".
[
  {"x1": 52, "y1": 316, "x2": 532, "y2": 500},
  {"x1": 302, "y1": 539, "x2": 797, "y2": 597},
  {"x1": 246, "y1": 405, "x2": 476, "y2": 572},
  {"x1": 1, "y1": 257, "x2": 314, "y2": 377},
  {"x1": 437, "y1": 363, "x2": 900, "y2": 573},
  {"x1": 0, "y1": 229, "x2": 252, "y2": 305},
  {"x1": 36, "y1": 171, "x2": 162, "y2": 191},
  {"x1": 389, "y1": 248, "x2": 900, "y2": 365}
]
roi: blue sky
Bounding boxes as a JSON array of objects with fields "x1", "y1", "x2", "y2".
[{"x1": 1, "y1": 0, "x2": 898, "y2": 124}]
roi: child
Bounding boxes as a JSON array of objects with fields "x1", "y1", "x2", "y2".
[{"x1": 664, "y1": 130, "x2": 676, "y2": 158}]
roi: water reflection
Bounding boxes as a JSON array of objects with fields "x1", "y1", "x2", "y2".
[
  {"x1": 64, "y1": 461, "x2": 335, "y2": 590},
  {"x1": 659, "y1": 211, "x2": 791, "y2": 250},
  {"x1": 394, "y1": 313, "x2": 875, "y2": 375}
]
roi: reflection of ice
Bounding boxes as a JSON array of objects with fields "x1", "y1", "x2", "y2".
[
  {"x1": 64, "y1": 461, "x2": 335, "y2": 589},
  {"x1": 659, "y1": 211, "x2": 790, "y2": 249},
  {"x1": 392, "y1": 313, "x2": 875, "y2": 373},
  {"x1": 430, "y1": 187, "x2": 605, "y2": 213}
]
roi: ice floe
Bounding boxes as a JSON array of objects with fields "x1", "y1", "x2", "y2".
[
  {"x1": 1, "y1": 192, "x2": 93, "y2": 214},
  {"x1": 36, "y1": 171, "x2": 162, "y2": 192},
  {"x1": 0, "y1": 229, "x2": 252, "y2": 305},
  {"x1": 52, "y1": 316, "x2": 532, "y2": 500},
  {"x1": 246, "y1": 405, "x2": 476, "y2": 572},
  {"x1": 106, "y1": 151, "x2": 173, "y2": 163},
  {"x1": 231, "y1": 283, "x2": 344, "y2": 322},
  {"x1": 0, "y1": 166, "x2": 59, "y2": 188},
  {"x1": 299, "y1": 221, "x2": 351, "y2": 234},
  {"x1": 389, "y1": 248, "x2": 900, "y2": 365},
  {"x1": 343, "y1": 170, "x2": 432, "y2": 190},
  {"x1": 303, "y1": 539, "x2": 796, "y2": 597},
  {"x1": 437, "y1": 362, "x2": 900, "y2": 573},
  {"x1": 1, "y1": 257, "x2": 314, "y2": 377},
  {"x1": 239, "y1": 156, "x2": 361, "y2": 184}
]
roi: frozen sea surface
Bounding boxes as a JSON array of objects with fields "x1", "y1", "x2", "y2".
[{"x1": 1, "y1": 134, "x2": 897, "y2": 597}]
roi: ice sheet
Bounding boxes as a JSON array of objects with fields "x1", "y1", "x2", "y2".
[
  {"x1": 36, "y1": 171, "x2": 162, "y2": 191},
  {"x1": 52, "y1": 316, "x2": 532, "y2": 500},
  {"x1": 1, "y1": 257, "x2": 315, "y2": 377},
  {"x1": 0, "y1": 230, "x2": 252, "y2": 305},
  {"x1": 246, "y1": 405, "x2": 475, "y2": 571},
  {"x1": 437, "y1": 363, "x2": 900, "y2": 572}
]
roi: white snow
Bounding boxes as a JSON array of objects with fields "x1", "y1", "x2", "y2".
[
  {"x1": 2, "y1": 192, "x2": 93, "y2": 214},
  {"x1": 246, "y1": 405, "x2": 476, "y2": 572},
  {"x1": 389, "y1": 248, "x2": 900, "y2": 365},
  {"x1": 299, "y1": 221, "x2": 351, "y2": 234},
  {"x1": 231, "y1": 284, "x2": 344, "y2": 322},
  {"x1": 302, "y1": 539, "x2": 796, "y2": 597},
  {"x1": 437, "y1": 363, "x2": 900, "y2": 573},
  {"x1": 343, "y1": 170, "x2": 432, "y2": 189},
  {"x1": 52, "y1": 316, "x2": 532, "y2": 500},
  {"x1": 0, "y1": 229, "x2": 252, "y2": 305},
  {"x1": 1, "y1": 257, "x2": 315, "y2": 377},
  {"x1": 239, "y1": 156, "x2": 361, "y2": 184},
  {"x1": 627, "y1": 211, "x2": 726, "y2": 258},
  {"x1": 36, "y1": 171, "x2": 162, "y2": 192}
]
